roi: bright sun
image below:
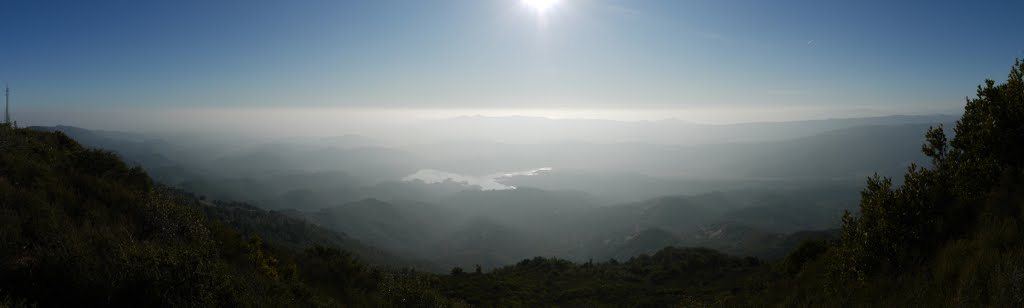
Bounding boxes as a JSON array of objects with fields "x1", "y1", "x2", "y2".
[{"x1": 522, "y1": 0, "x2": 560, "y2": 14}]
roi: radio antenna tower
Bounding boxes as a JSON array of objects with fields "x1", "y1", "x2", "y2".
[{"x1": 4, "y1": 83, "x2": 9, "y2": 125}]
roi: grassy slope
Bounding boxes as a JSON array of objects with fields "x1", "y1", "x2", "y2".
[{"x1": 0, "y1": 125, "x2": 463, "y2": 307}]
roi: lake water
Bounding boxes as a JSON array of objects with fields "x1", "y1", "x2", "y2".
[{"x1": 402, "y1": 167, "x2": 553, "y2": 190}]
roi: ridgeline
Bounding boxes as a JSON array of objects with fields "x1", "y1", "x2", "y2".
[{"x1": 2, "y1": 59, "x2": 1024, "y2": 307}]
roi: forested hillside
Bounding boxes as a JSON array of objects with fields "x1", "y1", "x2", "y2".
[
  {"x1": 0, "y1": 122, "x2": 767, "y2": 307},
  {"x1": 0, "y1": 125, "x2": 463, "y2": 307},
  {"x1": 1, "y1": 60, "x2": 1023, "y2": 307}
]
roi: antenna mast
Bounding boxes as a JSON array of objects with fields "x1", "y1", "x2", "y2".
[{"x1": 4, "y1": 84, "x2": 9, "y2": 125}]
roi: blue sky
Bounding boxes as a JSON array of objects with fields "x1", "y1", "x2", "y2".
[{"x1": 2, "y1": 0, "x2": 1023, "y2": 117}]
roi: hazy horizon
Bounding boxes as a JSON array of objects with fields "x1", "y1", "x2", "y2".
[
  {"x1": 13, "y1": 105, "x2": 962, "y2": 138},
  {"x1": 2, "y1": 0, "x2": 1020, "y2": 129}
]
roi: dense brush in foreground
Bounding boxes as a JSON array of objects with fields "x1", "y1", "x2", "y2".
[
  {"x1": 0, "y1": 125, "x2": 464, "y2": 307},
  {"x1": 720, "y1": 60, "x2": 1024, "y2": 307}
]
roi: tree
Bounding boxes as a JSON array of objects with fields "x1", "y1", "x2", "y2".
[
  {"x1": 451, "y1": 267, "x2": 464, "y2": 275},
  {"x1": 826, "y1": 58, "x2": 1024, "y2": 291}
]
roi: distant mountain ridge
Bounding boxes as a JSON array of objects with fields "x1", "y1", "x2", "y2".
[
  {"x1": 423, "y1": 114, "x2": 959, "y2": 145},
  {"x1": 25, "y1": 115, "x2": 943, "y2": 270}
]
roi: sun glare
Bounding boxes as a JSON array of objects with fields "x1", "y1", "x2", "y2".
[{"x1": 522, "y1": 0, "x2": 560, "y2": 14}]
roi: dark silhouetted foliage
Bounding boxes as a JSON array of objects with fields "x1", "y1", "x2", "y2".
[
  {"x1": 0, "y1": 125, "x2": 466, "y2": 307},
  {"x1": 721, "y1": 59, "x2": 1024, "y2": 307},
  {"x1": 438, "y1": 247, "x2": 763, "y2": 307}
]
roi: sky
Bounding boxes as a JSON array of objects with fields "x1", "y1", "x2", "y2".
[{"x1": 2, "y1": 0, "x2": 1023, "y2": 124}]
